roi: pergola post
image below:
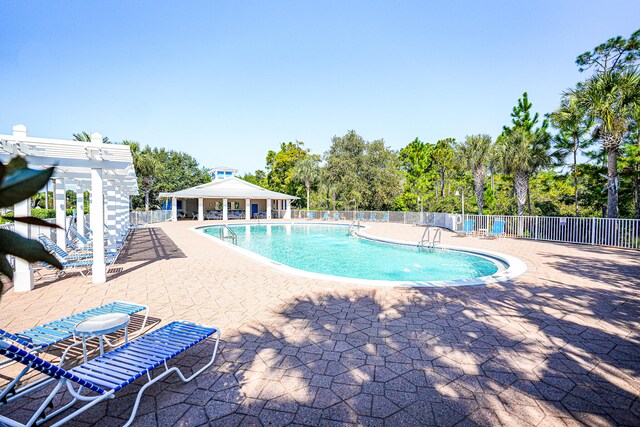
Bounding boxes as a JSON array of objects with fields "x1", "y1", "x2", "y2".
[
  {"x1": 171, "y1": 197, "x2": 177, "y2": 221},
  {"x1": 266, "y1": 199, "x2": 272, "y2": 219},
  {"x1": 90, "y1": 167, "x2": 106, "y2": 283},
  {"x1": 198, "y1": 197, "x2": 204, "y2": 221},
  {"x1": 245, "y1": 198, "x2": 251, "y2": 220},
  {"x1": 123, "y1": 191, "x2": 130, "y2": 229},
  {"x1": 76, "y1": 190, "x2": 85, "y2": 238},
  {"x1": 114, "y1": 184, "x2": 123, "y2": 242},
  {"x1": 222, "y1": 198, "x2": 228, "y2": 221},
  {"x1": 105, "y1": 181, "x2": 117, "y2": 250},
  {"x1": 54, "y1": 178, "x2": 66, "y2": 249},
  {"x1": 285, "y1": 199, "x2": 291, "y2": 219},
  {"x1": 13, "y1": 198, "x2": 34, "y2": 292}
]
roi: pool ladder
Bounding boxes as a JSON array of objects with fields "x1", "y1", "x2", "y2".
[
  {"x1": 418, "y1": 226, "x2": 441, "y2": 250},
  {"x1": 347, "y1": 220, "x2": 360, "y2": 236},
  {"x1": 219, "y1": 225, "x2": 238, "y2": 245}
]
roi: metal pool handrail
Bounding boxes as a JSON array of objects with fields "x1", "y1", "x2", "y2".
[
  {"x1": 219, "y1": 226, "x2": 237, "y2": 245},
  {"x1": 418, "y1": 226, "x2": 441, "y2": 249}
]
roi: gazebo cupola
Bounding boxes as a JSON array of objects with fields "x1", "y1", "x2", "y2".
[{"x1": 209, "y1": 166, "x2": 238, "y2": 181}]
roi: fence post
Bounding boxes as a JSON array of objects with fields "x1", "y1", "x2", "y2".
[
  {"x1": 403, "y1": 212, "x2": 406, "y2": 224},
  {"x1": 591, "y1": 218, "x2": 596, "y2": 245},
  {"x1": 534, "y1": 216, "x2": 538, "y2": 240}
]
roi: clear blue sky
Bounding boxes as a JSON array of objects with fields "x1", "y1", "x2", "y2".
[{"x1": 2, "y1": 1, "x2": 639, "y2": 174}]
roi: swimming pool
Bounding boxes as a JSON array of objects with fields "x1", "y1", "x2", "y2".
[{"x1": 200, "y1": 223, "x2": 519, "y2": 286}]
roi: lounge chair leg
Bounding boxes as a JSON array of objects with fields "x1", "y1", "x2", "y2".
[
  {"x1": 25, "y1": 380, "x2": 65, "y2": 426},
  {"x1": 123, "y1": 329, "x2": 220, "y2": 427}
]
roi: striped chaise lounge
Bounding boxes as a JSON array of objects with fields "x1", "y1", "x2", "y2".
[
  {"x1": 0, "y1": 301, "x2": 149, "y2": 405},
  {"x1": 0, "y1": 321, "x2": 220, "y2": 427}
]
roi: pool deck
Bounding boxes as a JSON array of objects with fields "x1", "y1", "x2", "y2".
[{"x1": 1, "y1": 219, "x2": 639, "y2": 426}]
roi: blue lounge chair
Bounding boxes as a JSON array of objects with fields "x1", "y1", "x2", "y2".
[
  {"x1": 0, "y1": 321, "x2": 220, "y2": 427},
  {"x1": 333, "y1": 213, "x2": 341, "y2": 221},
  {"x1": 38, "y1": 235, "x2": 119, "y2": 261},
  {"x1": 322, "y1": 212, "x2": 329, "y2": 220},
  {"x1": 368, "y1": 213, "x2": 377, "y2": 222},
  {"x1": 0, "y1": 301, "x2": 149, "y2": 406},
  {"x1": 69, "y1": 225, "x2": 126, "y2": 250},
  {"x1": 358, "y1": 213, "x2": 364, "y2": 221},
  {"x1": 380, "y1": 213, "x2": 389, "y2": 223},
  {"x1": 486, "y1": 220, "x2": 505, "y2": 239},
  {"x1": 454, "y1": 219, "x2": 475, "y2": 237},
  {"x1": 307, "y1": 211, "x2": 315, "y2": 220}
]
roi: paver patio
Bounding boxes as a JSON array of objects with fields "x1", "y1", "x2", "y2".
[{"x1": 1, "y1": 220, "x2": 639, "y2": 426}]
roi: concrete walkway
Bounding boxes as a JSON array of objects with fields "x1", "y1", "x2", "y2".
[{"x1": 1, "y1": 220, "x2": 639, "y2": 426}]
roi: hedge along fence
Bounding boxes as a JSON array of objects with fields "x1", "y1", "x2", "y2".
[{"x1": 0, "y1": 208, "x2": 85, "y2": 224}]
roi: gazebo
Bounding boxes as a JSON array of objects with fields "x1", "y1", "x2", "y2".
[
  {"x1": 0, "y1": 125, "x2": 138, "y2": 291},
  {"x1": 159, "y1": 170, "x2": 298, "y2": 221}
]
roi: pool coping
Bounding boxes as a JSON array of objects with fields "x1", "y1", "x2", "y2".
[{"x1": 191, "y1": 222, "x2": 528, "y2": 288}]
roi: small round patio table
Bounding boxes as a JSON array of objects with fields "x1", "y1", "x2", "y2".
[{"x1": 74, "y1": 313, "x2": 130, "y2": 362}]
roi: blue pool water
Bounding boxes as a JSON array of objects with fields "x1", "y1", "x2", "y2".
[{"x1": 204, "y1": 224, "x2": 500, "y2": 283}]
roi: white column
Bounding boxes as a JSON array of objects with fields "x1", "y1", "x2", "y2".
[
  {"x1": 76, "y1": 191, "x2": 85, "y2": 238},
  {"x1": 198, "y1": 198, "x2": 204, "y2": 221},
  {"x1": 285, "y1": 199, "x2": 291, "y2": 219},
  {"x1": 223, "y1": 198, "x2": 228, "y2": 221},
  {"x1": 91, "y1": 168, "x2": 106, "y2": 283},
  {"x1": 266, "y1": 199, "x2": 272, "y2": 219},
  {"x1": 114, "y1": 185, "x2": 123, "y2": 241},
  {"x1": 13, "y1": 198, "x2": 34, "y2": 292},
  {"x1": 120, "y1": 190, "x2": 128, "y2": 232},
  {"x1": 105, "y1": 182, "x2": 117, "y2": 250},
  {"x1": 54, "y1": 178, "x2": 66, "y2": 249},
  {"x1": 171, "y1": 197, "x2": 177, "y2": 221},
  {"x1": 245, "y1": 198, "x2": 251, "y2": 220}
]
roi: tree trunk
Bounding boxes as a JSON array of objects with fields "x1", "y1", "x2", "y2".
[
  {"x1": 144, "y1": 191, "x2": 149, "y2": 211},
  {"x1": 514, "y1": 171, "x2": 528, "y2": 216},
  {"x1": 635, "y1": 136, "x2": 640, "y2": 219},
  {"x1": 606, "y1": 149, "x2": 619, "y2": 218},
  {"x1": 526, "y1": 179, "x2": 532, "y2": 216},
  {"x1": 305, "y1": 179, "x2": 310, "y2": 211},
  {"x1": 473, "y1": 168, "x2": 484, "y2": 215},
  {"x1": 440, "y1": 168, "x2": 445, "y2": 197},
  {"x1": 634, "y1": 172, "x2": 640, "y2": 219},
  {"x1": 573, "y1": 143, "x2": 579, "y2": 217}
]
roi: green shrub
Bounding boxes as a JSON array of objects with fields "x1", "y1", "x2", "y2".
[
  {"x1": 0, "y1": 211, "x2": 13, "y2": 224},
  {"x1": 31, "y1": 208, "x2": 56, "y2": 219}
]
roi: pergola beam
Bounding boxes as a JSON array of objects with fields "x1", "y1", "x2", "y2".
[{"x1": 2, "y1": 125, "x2": 137, "y2": 290}]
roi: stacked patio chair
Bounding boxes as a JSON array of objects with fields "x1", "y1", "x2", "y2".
[
  {"x1": 37, "y1": 235, "x2": 119, "y2": 277},
  {"x1": 454, "y1": 219, "x2": 475, "y2": 237},
  {"x1": 485, "y1": 220, "x2": 506, "y2": 239}
]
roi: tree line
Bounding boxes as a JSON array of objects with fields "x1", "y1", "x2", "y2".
[{"x1": 67, "y1": 29, "x2": 639, "y2": 219}]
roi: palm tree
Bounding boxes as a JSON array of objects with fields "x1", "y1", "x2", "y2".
[
  {"x1": 72, "y1": 131, "x2": 110, "y2": 144},
  {"x1": 572, "y1": 70, "x2": 640, "y2": 218},
  {"x1": 457, "y1": 135, "x2": 493, "y2": 215},
  {"x1": 135, "y1": 153, "x2": 163, "y2": 211},
  {"x1": 549, "y1": 94, "x2": 594, "y2": 216},
  {"x1": 293, "y1": 155, "x2": 320, "y2": 211},
  {"x1": 496, "y1": 129, "x2": 551, "y2": 216}
]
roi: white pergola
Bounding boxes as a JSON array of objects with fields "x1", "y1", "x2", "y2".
[{"x1": 0, "y1": 125, "x2": 138, "y2": 291}]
